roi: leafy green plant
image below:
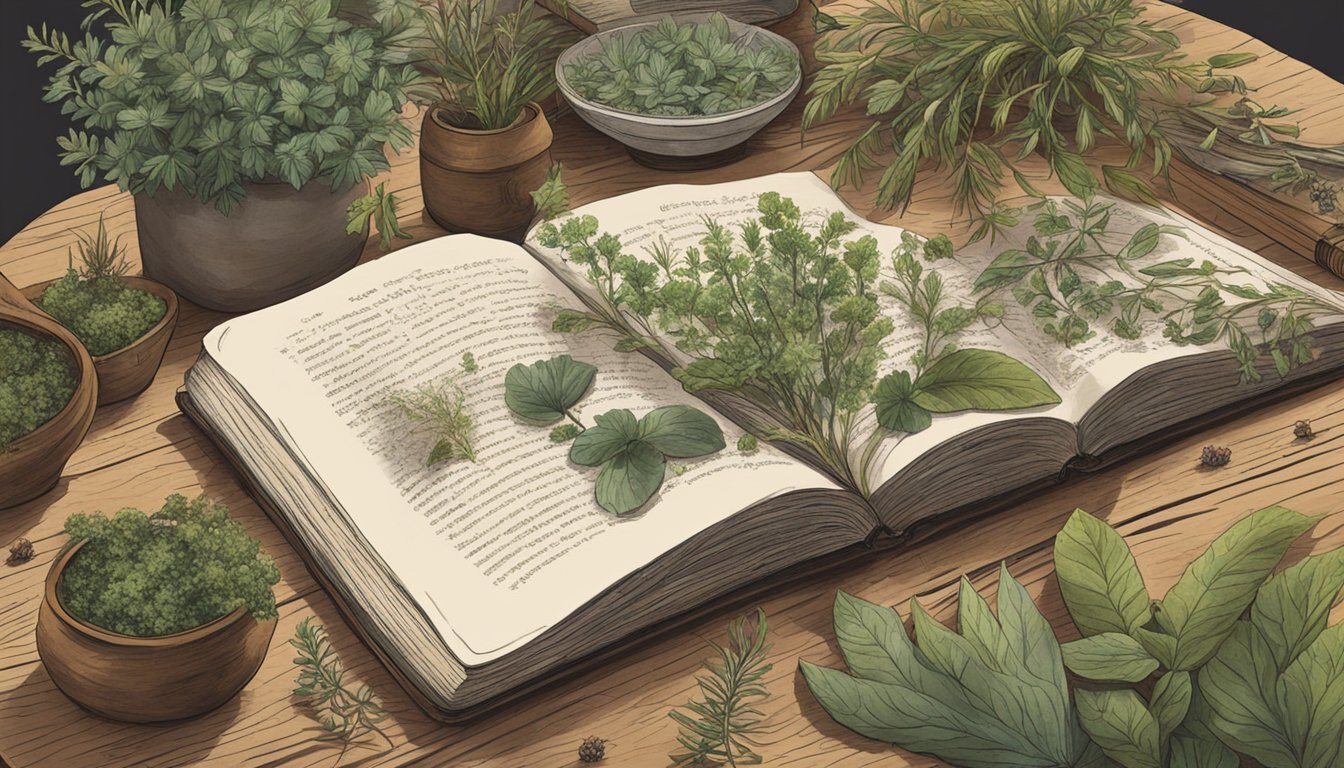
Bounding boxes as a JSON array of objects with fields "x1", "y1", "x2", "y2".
[
  {"x1": 60, "y1": 494, "x2": 280, "y2": 636},
  {"x1": 801, "y1": 504, "x2": 1343, "y2": 768},
  {"x1": 504, "y1": 355, "x2": 725, "y2": 514},
  {"x1": 0, "y1": 329, "x2": 77, "y2": 450},
  {"x1": 396, "y1": 0, "x2": 575, "y2": 130},
  {"x1": 388, "y1": 374, "x2": 477, "y2": 465},
  {"x1": 36, "y1": 216, "x2": 166, "y2": 356},
  {"x1": 974, "y1": 198, "x2": 1341, "y2": 383},
  {"x1": 347, "y1": 182, "x2": 411, "y2": 252},
  {"x1": 530, "y1": 163, "x2": 570, "y2": 222},
  {"x1": 804, "y1": 0, "x2": 1336, "y2": 227},
  {"x1": 564, "y1": 13, "x2": 798, "y2": 117},
  {"x1": 669, "y1": 608, "x2": 772, "y2": 767},
  {"x1": 23, "y1": 0, "x2": 418, "y2": 213},
  {"x1": 535, "y1": 193, "x2": 1058, "y2": 492},
  {"x1": 291, "y1": 617, "x2": 392, "y2": 752}
]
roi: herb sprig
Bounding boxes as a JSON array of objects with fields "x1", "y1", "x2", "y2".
[
  {"x1": 388, "y1": 374, "x2": 478, "y2": 466},
  {"x1": 669, "y1": 608, "x2": 773, "y2": 767},
  {"x1": 291, "y1": 618, "x2": 393, "y2": 753}
]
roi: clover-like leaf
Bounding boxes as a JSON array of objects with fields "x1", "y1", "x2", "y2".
[
  {"x1": 594, "y1": 440, "x2": 666, "y2": 515},
  {"x1": 637, "y1": 405, "x2": 725, "y2": 458},
  {"x1": 569, "y1": 409, "x2": 638, "y2": 466},
  {"x1": 872, "y1": 370, "x2": 932, "y2": 433},
  {"x1": 504, "y1": 355, "x2": 597, "y2": 424}
]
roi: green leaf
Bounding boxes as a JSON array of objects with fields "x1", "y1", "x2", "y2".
[
  {"x1": 1198, "y1": 127, "x2": 1219, "y2": 151},
  {"x1": 426, "y1": 438, "x2": 460, "y2": 466},
  {"x1": 1169, "y1": 733, "x2": 1238, "y2": 768},
  {"x1": 1163, "y1": 506, "x2": 1316, "y2": 670},
  {"x1": 1133, "y1": 628, "x2": 1177, "y2": 669},
  {"x1": 1200, "y1": 621, "x2": 1298, "y2": 766},
  {"x1": 1277, "y1": 621, "x2": 1344, "y2": 768},
  {"x1": 593, "y1": 440, "x2": 665, "y2": 515},
  {"x1": 1062, "y1": 633, "x2": 1159, "y2": 682},
  {"x1": 504, "y1": 355, "x2": 597, "y2": 424},
  {"x1": 1054, "y1": 508, "x2": 1152, "y2": 636},
  {"x1": 1051, "y1": 151, "x2": 1099, "y2": 198},
  {"x1": 1249, "y1": 548, "x2": 1344, "y2": 672},
  {"x1": 1103, "y1": 166, "x2": 1160, "y2": 206},
  {"x1": 975, "y1": 249, "x2": 1035, "y2": 291},
  {"x1": 1150, "y1": 670, "x2": 1193, "y2": 741},
  {"x1": 637, "y1": 405, "x2": 725, "y2": 458},
  {"x1": 570, "y1": 409, "x2": 638, "y2": 466},
  {"x1": 873, "y1": 370, "x2": 932, "y2": 433},
  {"x1": 1208, "y1": 52, "x2": 1259, "y2": 69},
  {"x1": 911, "y1": 350, "x2": 1060, "y2": 413},
  {"x1": 1074, "y1": 688, "x2": 1161, "y2": 768}
]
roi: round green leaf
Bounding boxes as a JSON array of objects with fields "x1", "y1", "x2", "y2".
[
  {"x1": 569, "y1": 409, "x2": 638, "y2": 466},
  {"x1": 872, "y1": 371, "x2": 932, "y2": 433},
  {"x1": 504, "y1": 355, "x2": 597, "y2": 424},
  {"x1": 637, "y1": 405, "x2": 725, "y2": 458},
  {"x1": 594, "y1": 440, "x2": 665, "y2": 516}
]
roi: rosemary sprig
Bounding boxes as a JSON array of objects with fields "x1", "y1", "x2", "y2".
[
  {"x1": 290, "y1": 618, "x2": 393, "y2": 753},
  {"x1": 669, "y1": 609, "x2": 773, "y2": 767},
  {"x1": 387, "y1": 374, "x2": 478, "y2": 466}
]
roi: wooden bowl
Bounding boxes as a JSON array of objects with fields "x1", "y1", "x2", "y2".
[
  {"x1": 0, "y1": 273, "x2": 97, "y2": 510},
  {"x1": 35, "y1": 540, "x2": 277, "y2": 723},
  {"x1": 22, "y1": 276, "x2": 180, "y2": 405}
]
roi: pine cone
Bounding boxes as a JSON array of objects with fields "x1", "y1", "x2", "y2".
[
  {"x1": 578, "y1": 736, "x2": 607, "y2": 763},
  {"x1": 1294, "y1": 420, "x2": 1315, "y2": 440},
  {"x1": 1200, "y1": 445, "x2": 1232, "y2": 467},
  {"x1": 6, "y1": 537, "x2": 34, "y2": 565}
]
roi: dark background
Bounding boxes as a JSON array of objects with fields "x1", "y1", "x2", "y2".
[{"x1": 1, "y1": 0, "x2": 1341, "y2": 245}]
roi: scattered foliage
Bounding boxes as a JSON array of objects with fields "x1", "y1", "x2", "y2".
[
  {"x1": 291, "y1": 617, "x2": 392, "y2": 752},
  {"x1": 536, "y1": 194, "x2": 1057, "y2": 492},
  {"x1": 36, "y1": 217, "x2": 166, "y2": 356},
  {"x1": 564, "y1": 13, "x2": 798, "y2": 117},
  {"x1": 346, "y1": 181, "x2": 411, "y2": 252},
  {"x1": 60, "y1": 494, "x2": 280, "y2": 636},
  {"x1": 0, "y1": 328, "x2": 77, "y2": 450},
  {"x1": 975, "y1": 198, "x2": 1340, "y2": 383},
  {"x1": 460, "y1": 350, "x2": 478, "y2": 373},
  {"x1": 23, "y1": 0, "x2": 417, "y2": 213},
  {"x1": 388, "y1": 374, "x2": 477, "y2": 465},
  {"x1": 530, "y1": 163, "x2": 570, "y2": 222},
  {"x1": 804, "y1": 0, "x2": 1335, "y2": 228},
  {"x1": 802, "y1": 504, "x2": 1343, "y2": 768},
  {"x1": 670, "y1": 608, "x2": 772, "y2": 767}
]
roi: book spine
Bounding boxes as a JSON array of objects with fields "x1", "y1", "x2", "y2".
[{"x1": 1316, "y1": 225, "x2": 1344, "y2": 280}]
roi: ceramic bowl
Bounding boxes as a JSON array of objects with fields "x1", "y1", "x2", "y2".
[{"x1": 556, "y1": 16, "x2": 802, "y2": 169}]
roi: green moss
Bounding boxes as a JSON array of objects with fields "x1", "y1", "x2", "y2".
[
  {"x1": 0, "y1": 328, "x2": 77, "y2": 449},
  {"x1": 36, "y1": 273, "x2": 165, "y2": 357},
  {"x1": 60, "y1": 494, "x2": 280, "y2": 637}
]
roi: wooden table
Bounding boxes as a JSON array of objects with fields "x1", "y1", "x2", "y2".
[{"x1": 3, "y1": 3, "x2": 1344, "y2": 766}]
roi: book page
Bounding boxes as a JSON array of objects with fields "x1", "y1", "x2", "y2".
[
  {"x1": 526, "y1": 173, "x2": 1078, "y2": 493},
  {"x1": 202, "y1": 235, "x2": 841, "y2": 665}
]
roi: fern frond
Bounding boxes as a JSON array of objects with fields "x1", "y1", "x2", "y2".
[{"x1": 669, "y1": 609, "x2": 772, "y2": 767}]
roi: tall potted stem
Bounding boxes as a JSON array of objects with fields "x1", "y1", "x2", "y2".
[{"x1": 24, "y1": 0, "x2": 421, "y2": 312}]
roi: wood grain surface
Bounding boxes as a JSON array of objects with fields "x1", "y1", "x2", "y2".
[{"x1": 3, "y1": 2, "x2": 1344, "y2": 766}]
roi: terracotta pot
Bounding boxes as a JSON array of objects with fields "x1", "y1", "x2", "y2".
[
  {"x1": 134, "y1": 180, "x2": 368, "y2": 313},
  {"x1": 419, "y1": 102, "x2": 554, "y2": 241},
  {"x1": 36, "y1": 540, "x2": 277, "y2": 723},
  {"x1": 22, "y1": 276, "x2": 179, "y2": 406},
  {"x1": 0, "y1": 274, "x2": 97, "y2": 510}
]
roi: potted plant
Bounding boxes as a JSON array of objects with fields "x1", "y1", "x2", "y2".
[
  {"x1": 23, "y1": 0, "x2": 420, "y2": 312},
  {"x1": 401, "y1": 0, "x2": 575, "y2": 240},
  {"x1": 0, "y1": 275, "x2": 97, "y2": 510},
  {"x1": 21, "y1": 217, "x2": 179, "y2": 406},
  {"x1": 35, "y1": 494, "x2": 281, "y2": 723}
]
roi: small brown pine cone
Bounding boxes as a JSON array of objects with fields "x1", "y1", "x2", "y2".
[
  {"x1": 6, "y1": 537, "x2": 34, "y2": 565},
  {"x1": 1200, "y1": 445, "x2": 1232, "y2": 468},
  {"x1": 1294, "y1": 420, "x2": 1315, "y2": 440},
  {"x1": 578, "y1": 736, "x2": 607, "y2": 763}
]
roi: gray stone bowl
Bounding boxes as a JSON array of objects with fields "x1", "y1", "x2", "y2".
[{"x1": 555, "y1": 16, "x2": 802, "y2": 169}]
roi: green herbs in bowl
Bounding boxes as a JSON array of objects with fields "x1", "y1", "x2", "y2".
[
  {"x1": 563, "y1": 13, "x2": 797, "y2": 117},
  {"x1": 557, "y1": 14, "x2": 801, "y2": 166},
  {"x1": 0, "y1": 327, "x2": 77, "y2": 450}
]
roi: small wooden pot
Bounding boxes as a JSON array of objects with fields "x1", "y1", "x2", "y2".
[
  {"x1": 419, "y1": 102, "x2": 554, "y2": 241},
  {"x1": 22, "y1": 276, "x2": 180, "y2": 406},
  {"x1": 0, "y1": 274, "x2": 97, "y2": 510},
  {"x1": 35, "y1": 540, "x2": 277, "y2": 723}
]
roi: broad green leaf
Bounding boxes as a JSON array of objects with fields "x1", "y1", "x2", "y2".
[
  {"x1": 504, "y1": 355, "x2": 597, "y2": 423},
  {"x1": 1074, "y1": 688, "x2": 1161, "y2": 768},
  {"x1": 832, "y1": 591, "x2": 925, "y2": 686},
  {"x1": 1276, "y1": 621, "x2": 1344, "y2": 768},
  {"x1": 1200, "y1": 621, "x2": 1296, "y2": 766},
  {"x1": 1169, "y1": 733, "x2": 1237, "y2": 768},
  {"x1": 593, "y1": 440, "x2": 665, "y2": 515},
  {"x1": 1250, "y1": 548, "x2": 1344, "y2": 672},
  {"x1": 873, "y1": 370, "x2": 932, "y2": 433},
  {"x1": 570, "y1": 409, "x2": 638, "y2": 466},
  {"x1": 1150, "y1": 670, "x2": 1192, "y2": 741},
  {"x1": 912, "y1": 349, "x2": 1060, "y2": 413},
  {"x1": 1054, "y1": 509, "x2": 1151, "y2": 636},
  {"x1": 974, "y1": 249, "x2": 1036, "y2": 292},
  {"x1": 1062, "y1": 633, "x2": 1158, "y2": 682},
  {"x1": 1051, "y1": 151, "x2": 1099, "y2": 198},
  {"x1": 1133, "y1": 628, "x2": 1177, "y2": 669},
  {"x1": 637, "y1": 405, "x2": 725, "y2": 458},
  {"x1": 1163, "y1": 506, "x2": 1316, "y2": 670},
  {"x1": 1208, "y1": 52, "x2": 1259, "y2": 69},
  {"x1": 995, "y1": 563, "x2": 1069, "y2": 704}
]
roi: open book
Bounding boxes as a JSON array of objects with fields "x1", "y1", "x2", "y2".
[{"x1": 180, "y1": 173, "x2": 1344, "y2": 720}]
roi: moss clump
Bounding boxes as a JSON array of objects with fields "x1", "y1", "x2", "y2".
[
  {"x1": 0, "y1": 328, "x2": 77, "y2": 449},
  {"x1": 36, "y1": 274, "x2": 165, "y2": 357},
  {"x1": 60, "y1": 494, "x2": 280, "y2": 637}
]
